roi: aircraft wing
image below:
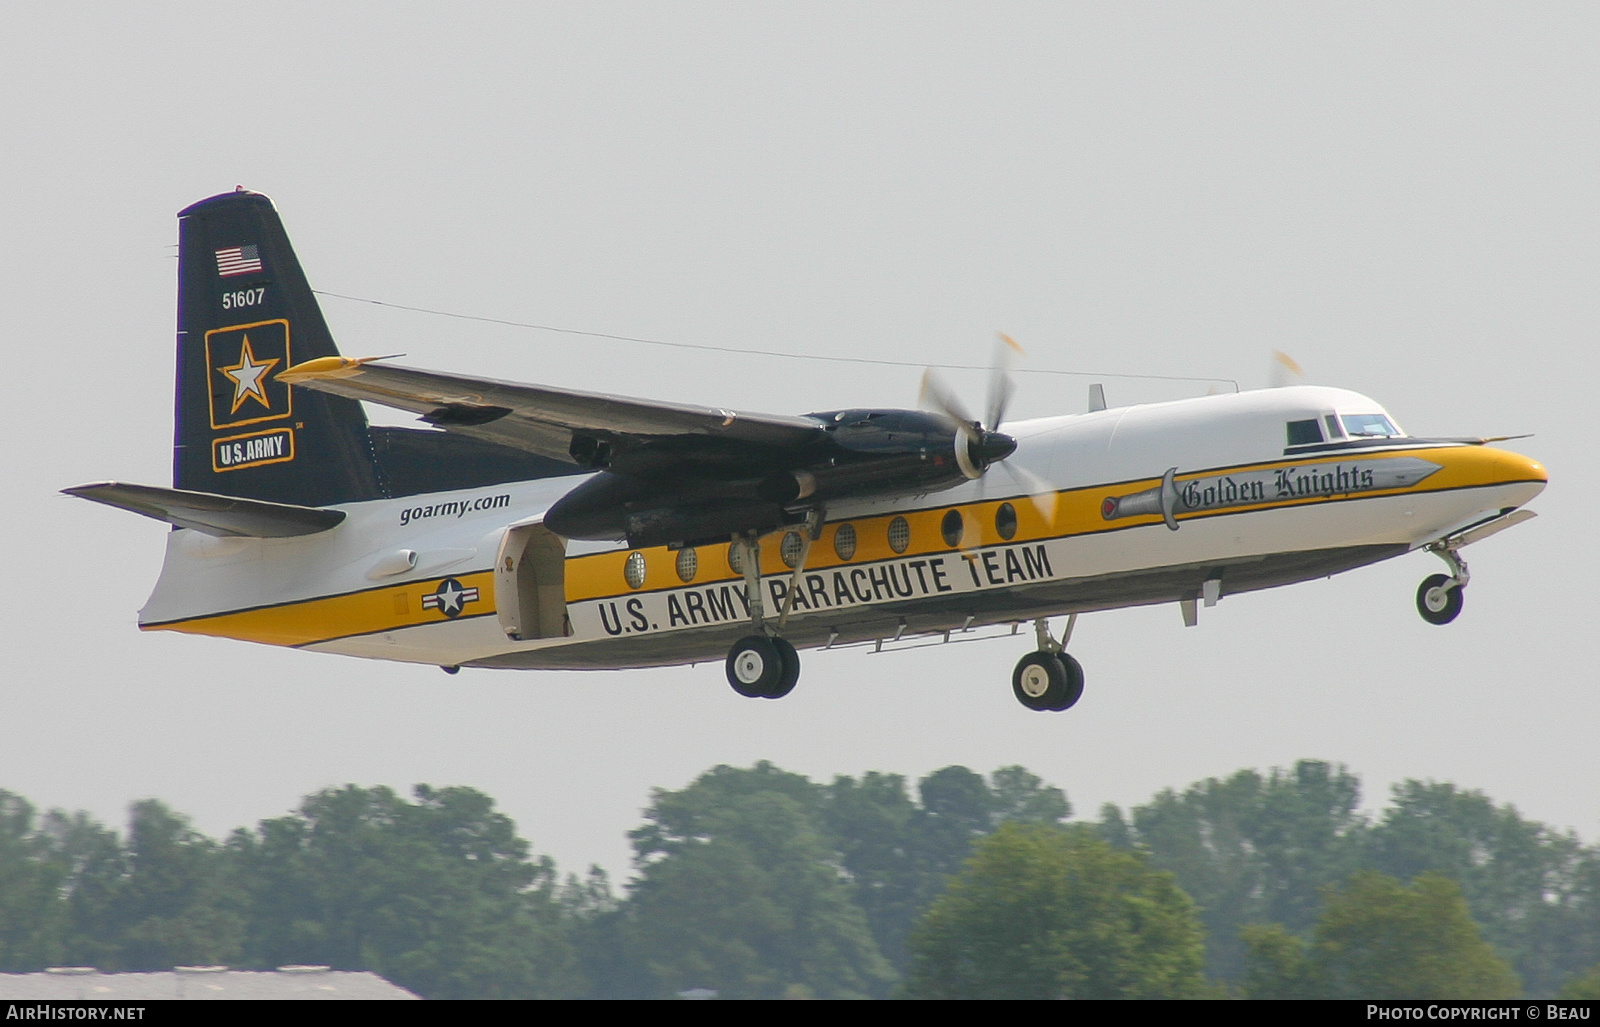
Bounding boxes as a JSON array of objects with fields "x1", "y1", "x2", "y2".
[{"x1": 279, "y1": 357, "x2": 824, "y2": 465}]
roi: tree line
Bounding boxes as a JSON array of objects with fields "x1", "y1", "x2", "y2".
[{"x1": 1, "y1": 760, "x2": 1598, "y2": 999}]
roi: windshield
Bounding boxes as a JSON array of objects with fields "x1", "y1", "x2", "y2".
[{"x1": 1340, "y1": 413, "x2": 1402, "y2": 438}]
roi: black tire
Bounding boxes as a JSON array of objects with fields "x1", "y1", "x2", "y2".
[
  {"x1": 1416, "y1": 574, "x2": 1463, "y2": 625},
  {"x1": 1055, "y1": 653, "x2": 1085, "y2": 710},
  {"x1": 727, "y1": 635, "x2": 783, "y2": 697},
  {"x1": 1012, "y1": 651, "x2": 1069, "y2": 711},
  {"x1": 768, "y1": 637, "x2": 801, "y2": 699}
]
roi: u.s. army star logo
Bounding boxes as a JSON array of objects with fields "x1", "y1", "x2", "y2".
[
  {"x1": 205, "y1": 319, "x2": 292, "y2": 430},
  {"x1": 219, "y1": 334, "x2": 279, "y2": 414}
]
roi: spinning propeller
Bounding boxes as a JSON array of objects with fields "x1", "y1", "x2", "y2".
[
  {"x1": 1268, "y1": 350, "x2": 1306, "y2": 388},
  {"x1": 919, "y1": 334, "x2": 1058, "y2": 521}
]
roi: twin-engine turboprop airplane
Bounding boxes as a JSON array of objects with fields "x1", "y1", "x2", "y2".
[{"x1": 66, "y1": 190, "x2": 1548, "y2": 710}]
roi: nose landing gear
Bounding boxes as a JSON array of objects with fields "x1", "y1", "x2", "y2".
[
  {"x1": 1416, "y1": 541, "x2": 1469, "y2": 626},
  {"x1": 1416, "y1": 574, "x2": 1464, "y2": 625},
  {"x1": 1409, "y1": 508, "x2": 1542, "y2": 626}
]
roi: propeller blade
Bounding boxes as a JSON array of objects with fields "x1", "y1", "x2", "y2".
[
  {"x1": 986, "y1": 333, "x2": 1025, "y2": 430},
  {"x1": 919, "y1": 368, "x2": 976, "y2": 436},
  {"x1": 1000, "y1": 459, "x2": 1059, "y2": 523},
  {"x1": 1268, "y1": 350, "x2": 1305, "y2": 388}
]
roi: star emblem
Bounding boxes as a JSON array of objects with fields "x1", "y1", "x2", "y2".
[
  {"x1": 435, "y1": 579, "x2": 466, "y2": 615},
  {"x1": 422, "y1": 578, "x2": 480, "y2": 619},
  {"x1": 219, "y1": 334, "x2": 279, "y2": 414}
]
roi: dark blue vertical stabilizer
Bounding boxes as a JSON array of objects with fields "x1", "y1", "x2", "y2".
[{"x1": 174, "y1": 190, "x2": 383, "y2": 505}]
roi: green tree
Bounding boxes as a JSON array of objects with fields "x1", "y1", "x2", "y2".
[
  {"x1": 1559, "y1": 962, "x2": 1600, "y2": 999},
  {"x1": 1319, "y1": 872, "x2": 1521, "y2": 998},
  {"x1": 1243, "y1": 871, "x2": 1520, "y2": 999},
  {"x1": 19, "y1": 800, "x2": 246, "y2": 973},
  {"x1": 1238, "y1": 923, "x2": 1319, "y2": 999},
  {"x1": 910, "y1": 765, "x2": 994, "y2": 883},
  {"x1": 0, "y1": 792, "x2": 67, "y2": 970},
  {"x1": 102, "y1": 801, "x2": 245, "y2": 970},
  {"x1": 559, "y1": 866, "x2": 636, "y2": 999},
  {"x1": 47, "y1": 809, "x2": 126, "y2": 970},
  {"x1": 818, "y1": 764, "x2": 1072, "y2": 978},
  {"x1": 904, "y1": 822, "x2": 1209, "y2": 999},
  {"x1": 1563, "y1": 853, "x2": 1600, "y2": 996},
  {"x1": 821, "y1": 771, "x2": 923, "y2": 975},
  {"x1": 623, "y1": 764, "x2": 893, "y2": 999},
  {"x1": 989, "y1": 765, "x2": 1071, "y2": 826},
  {"x1": 233, "y1": 784, "x2": 580, "y2": 999},
  {"x1": 1368, "y1": 780, "x2": 1589, "y2": 995},
  {"x1": 1109, "y1": 760, "x2": 1369, "y2": 981}
]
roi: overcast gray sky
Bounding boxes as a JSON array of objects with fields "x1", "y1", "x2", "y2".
[{"x1": 3, "y1": 3, "x2": 1594, "y2": 878}]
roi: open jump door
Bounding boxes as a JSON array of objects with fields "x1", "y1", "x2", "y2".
[{"x1": 495, "y1": 522, "x2": 570, "y2": 641}]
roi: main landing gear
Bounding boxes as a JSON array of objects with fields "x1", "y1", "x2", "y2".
[
  {"x1": 727, "y1": 635, "x2": 800, "y2": 699},
  {"x1": 1012, "y1": 615, "x2": 1085, "y2": 712},
  {"x1": 724, "y1": 514, "x2": 821, "y2": 700},
  {"x1": 1416, "y1": 541, "x2": 1469, "y2": 626}
]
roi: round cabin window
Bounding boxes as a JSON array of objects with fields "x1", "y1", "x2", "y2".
[
  {"x1": 675, "y1": 547, "x2": 698, "y2": 583},
  {"x1": 624, "y1": 551, "x2": 647, "y2": 589},
  {"x1": 727, "y1": 543, "x2": 744, "y2": 575},
  {"x1": 941, "y1": 509, "x2": 964, "y2": 548},
  {"x1": 888, "y1": 516, "x2": 911, "y2": 554},
  {"x1": 833, "y1": 523, "x2": 857, "y2": 561},
  {"x1": 780, "y1": 531, "x2": 804, "y2": 568},
  {"x1": 995, "y1": 502, "x2": 1018, "y2": 541}
]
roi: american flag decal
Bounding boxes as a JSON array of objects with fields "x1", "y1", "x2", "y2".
[{"x1": 215, "y1": 245, "x2": 263, "y2": 277}]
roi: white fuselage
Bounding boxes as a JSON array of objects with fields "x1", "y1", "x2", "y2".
[{"x1": 139, "y1": 387, "x2": 1546, "y2": 670}]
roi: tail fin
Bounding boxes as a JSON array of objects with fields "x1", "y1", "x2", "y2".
[{"x1": 175, "y1": 189, "x2": 383, "y2": 506}]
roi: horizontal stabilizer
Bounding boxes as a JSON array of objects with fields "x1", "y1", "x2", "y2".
[{"x1": 62, "y1": 481, "x2": 345, "y2": 538}]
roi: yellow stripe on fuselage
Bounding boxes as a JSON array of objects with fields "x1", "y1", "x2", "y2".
[
  {"x1": 565, "y1": 444, "x2": 1545, "y2": 603},
  {"x1": 144, "y1": 444, "x2": 1543, "y2": 648},
  {"x1": 143, "y1": 571, "x2": 496, "y2": 646}
]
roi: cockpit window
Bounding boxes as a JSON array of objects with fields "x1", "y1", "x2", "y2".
[
  {"x1": 1286, "y1": 419, "x2": 1324, "y2": 446},
  {"x1": 1324, "y1": 414, "x2": 1345, "y2": 440},
  {"x1": 1340, "y1": 413, "x2": 1401, "y2": 438}
]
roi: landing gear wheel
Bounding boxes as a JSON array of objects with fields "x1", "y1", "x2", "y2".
[
  {"x1": 1056, "y1": 653, "x2": 1085, "y2": 711},
  {"x1": 727, "y1": 636, "x2": 783, "y2": 698},
  {"x1": 768, "y1": 637, "x2": 801, "y2": 699},
  {"x1": 1416, "y1": 574, "x2": 1463, "y2": 625},
  {"x1": 1013, "y1": 651, "x2": 1072, "y2": 711}
]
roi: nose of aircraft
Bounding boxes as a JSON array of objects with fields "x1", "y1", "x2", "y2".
[{"x1": 1491, "y1": 446, "x2": 1548, "y2": 487}]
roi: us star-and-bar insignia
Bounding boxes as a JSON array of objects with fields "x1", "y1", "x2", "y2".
[{"x1": 422, "y1": 578, "x2": 481, "y2": 619}]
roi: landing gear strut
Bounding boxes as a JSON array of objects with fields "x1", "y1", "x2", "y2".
[
  {"x1": 724, "y1": 514, "x2": 821, "y2": 699},
  {"x1": 1416, "y1": 542, "x2": 1468, "y2": 626},
  {"x1": 1012, "y1": 615, "x2": 1085, "y2": 711}
]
